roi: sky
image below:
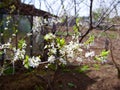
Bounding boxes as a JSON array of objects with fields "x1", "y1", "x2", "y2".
[{"x1": 21, "y1": 0, "x2": 120, "y2": 17}]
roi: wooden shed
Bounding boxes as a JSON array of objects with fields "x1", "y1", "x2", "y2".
[{"x1": 0, "y1": 0, "x2": 57, "y2": 66}]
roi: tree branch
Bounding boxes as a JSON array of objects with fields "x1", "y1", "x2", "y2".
[{"x1": 79, "y1": 0, "x2": 93, "y2": 42}]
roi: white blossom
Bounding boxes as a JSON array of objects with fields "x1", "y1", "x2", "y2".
[
  {"x1": 32, "y1": 17, "x2": 42, "y2": 32},
  {"x1": 99, "y1": 57, "x2": 107, "y2": 64},
  {"x1": 85, "y1": 51, "x2": 95, "y2": 58},
  {"x1": 29, "y1": 56, "x2": 41, "y2": 68},
  {"x1": 27, "y1": 33, "x2": 32, "y2": 37},
  {"x1": 2, "y1": 42, "x2": 11, "y2": 49},
  {"x1": 101, "y1": 59, "x2": 107, "y2": 64},
  {"x1": 67, "y1": 51, "x2": 74, "y2": 58},
  {"x1": 4, "y1": 27, "x2": 8, "y2": 30},
  {"x1": 22, "y1": 42, "x2": 27, "y2": 49},
  {"x1": 1, "y1": 33, "x2": 3, "y2": 36},
  {"x1": 13, "y1": 49, "x2": 26, "y2": 61},
  {"x1": 59, "y1": 58, "x2": 67, "y2": 65},
  {"x1": 78, "y1": 48, "x2": 83, "y2": 52},
  {"x1": 6, "y1": 20, "x2": 10, "y2": 24},
  {"x1": 45, "y1": 65, "x2": 48, "y2": 68},
  {"x1": 12, "y1": 34, "x2": 16, "y2": 37},
  {"x1": 76, "y1": 57, "x2": 83, "y2": 62},
  {"x1": 44, "y1": 33, "x2": 56, "y2": 40},
  {"x1": 59, "y1": 49, "x2": 65, "y2": 56},
  {"x1": 48, "y1": 55, "x2": 56, "y2": 63},
  {"x1": 58, "y1": 40, "x2": 84, "y2": 64},
  {"x1": 50, "y1": 47, "x2": 57, "y2": 54},
  {"x1": 8, "y1": 38, "x2": 12, "y2": 43}
]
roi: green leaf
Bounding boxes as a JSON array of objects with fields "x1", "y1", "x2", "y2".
[
  {"x1": 94, "y1": 56, "x2": 101, "y2": 61},
  {"x1": 100, "y1": 50, "x2": 109, "y2": 57},
  {"x1": 76, "y1": 18, "x2": 80, "y2": 26},
  {"x1": 76, "y1": 18, "x2": 80, "y2": 24},
  {"x1": 80, "y1": 65, "x2": 89, "y2": 72},
  {"x1": 75, "y1": 65, "x2": 89, "y2": 73},
  {"x1": 0, "y1": 51, "x2": 3, "y2": 55},
  {"x1": 48, "y1": 64, "x2": 57, "y2": 71},
  {"x1": 84, "y1": 35, "x2": 95, "y2": 45},
  {"x1": 18, "y1": 39, "x2": 26, "y2": 49},
  {"x1": 24, "y1": 55, "x2": 29, "y2": 69},
  {"x1": 63, "y1": 68, "x2": 70, "y2": 72},
  {"x1": 3, "y1": 66, "x2": 13, "y2": 75},
  {"x1": 73, "y1": 25, "x2": 78, "y2": 33},
  {"x1": 15, "y1": 29, "x2": 18, "y2": 33},
  {"x1": 61, "y1": 17, "x2": 65, "y2": 23},
  {"x1": 59, "y1": 84, "x2": 63, "y2": 88},
  {"x1": 93, "y1": 64, "x2": 100, "y2": 70},
  {"x1": 24, "y1": 63, "x2": 29, "y2": 69},
  {"x1": 56, "y1": 38, "x2": 65, "y2": 47},
  {"x1": 67, "y1": 82, "x2": 76, "y2": 88},
  {"x1": 60, "y1": 38, "x2": 65, "y2": 46}
]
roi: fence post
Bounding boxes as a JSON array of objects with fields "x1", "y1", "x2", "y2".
[
  {"x1": 66, "y1": 16, "x2": 69, "y2": 36},
  {"x1": 30, "y1": 16, "x2": 33, "y2": 57},
  {"x1": 0, "y1": 14, "x2": 5, "y2": 67}
]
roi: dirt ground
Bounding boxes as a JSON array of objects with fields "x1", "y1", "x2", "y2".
[{"x1": 0, "y1": 30, "x2": 120, "y2": 90}]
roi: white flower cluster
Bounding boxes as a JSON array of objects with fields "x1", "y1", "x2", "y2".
[
  {"x1": 27, "y1": 32, "x2": 32, "y2": 37},
  {"x1": 59, "y1": 57, "x2": 67, "y2": 65},
  {"x1": 44, "y1": 33, "x2": 97, "y2": 65},
  {"x1": 44, "y1": 33, "x2": 56, "y2": 41},
  {"x1": 48, "y1": 55, "x2": 56, "y2": 63},
  {"x1": 12, "y1": 34, "x2": 16, "y2": 37},
  {"x1": 45, "y1": 42, "x2": 57, "y2": 55},
  {"x1": 44, "y1": 35, "x2": 67, "y2": 65},
  {"x1": 44, "y1": 33, "x2": 85, "y2": 65},
  {"x1": 13, "y1": 48, "x2": 26, "y2": 61},
  {"x1": 28, "y1": 56, "x2": 41, "y2": 68},
  {"x1": 13, "y1": 40, "x2": 27, "y2": 61},
  {"x1": 99, "y1": 56, "x2": 107, "y2": 64},
  {"x1": 32, "y1": 17, "x2": 42, "y2": 32},
  {"x1": 60, "y1": 41, "x2": 83, "y2": 63},
  {"x1": 46, "y1": 41, "x2": 83, "y2": 64},
  {"x1": 47, "y1": 55, "x2": 67, "y2": 65},
  {"x1": 22, "y1": 42, "x2": 27, "y2": 49},
  {"x1": 85, "y1": 51, "x2": 95, "y2": 58},
  {"x1": 0, "y1": 42, "x2": 11, "y2": 49}
]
